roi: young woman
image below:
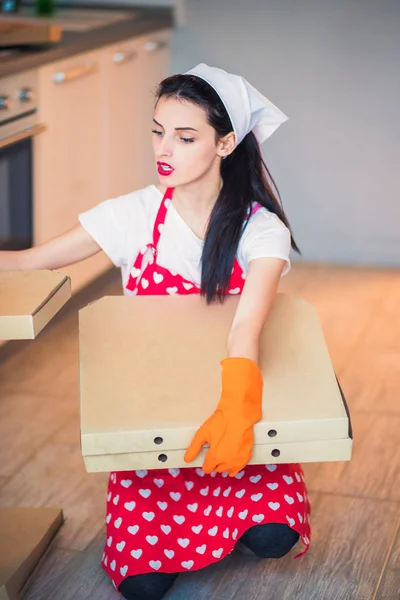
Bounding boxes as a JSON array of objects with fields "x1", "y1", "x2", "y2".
[{"x1": 0, "y1": 64, "x2": 311, "y2": 600}]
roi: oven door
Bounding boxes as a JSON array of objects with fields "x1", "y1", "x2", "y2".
[{"x1": 0, "y1": 123, "x2": 45, "y2": 251}]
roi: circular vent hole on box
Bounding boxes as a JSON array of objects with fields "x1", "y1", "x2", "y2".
[
  {"x1": 154, "y1": 437, "x2": 164, "y2": 445},
  {"x1": 268, "y1": 429, "x2": 277, "y2": 438},
  {"x1": 158, "y1": 453, "x2": 168, "y2": 463},
  {"x1": 271, "y1": 449, "x2": 280, "y2": 458}
]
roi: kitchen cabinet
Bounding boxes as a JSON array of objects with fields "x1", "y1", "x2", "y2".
[
  {"x1": 102, "y1": 29, "x2": 171, "y2": 198},
  {"x1": 33, "y1": 29, "x2": 172, "y2": 293},
  {"x1": 131, "y1": 30, "x2": 172, "y2": 189},
  {"x1": 33, "y1": 48, "x2": 109, "y2": 292},
  {"x1": 101, "y1": 36, "x2": 145, "y2": 200}
]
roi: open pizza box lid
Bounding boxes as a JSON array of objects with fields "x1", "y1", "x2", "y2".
[
  {"x1": 0, "y1": 271, "x2": 71, "y2": 340},
  {"x1": 79, "y1": 294, "x2": 353, "y2": 472}
]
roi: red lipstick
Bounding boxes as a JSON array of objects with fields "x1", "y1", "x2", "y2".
[{"x1": 157, "y1": 162, "x2": 175, "y2": 176}]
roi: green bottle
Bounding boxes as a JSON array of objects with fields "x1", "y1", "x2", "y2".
[{"x1": 35, "y1": 0, "x2": 55, "y2": 16}]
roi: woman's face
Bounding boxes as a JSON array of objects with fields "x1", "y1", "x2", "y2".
[{"x1": 152, "y1": 95, "x2": 231, "y2": 187}]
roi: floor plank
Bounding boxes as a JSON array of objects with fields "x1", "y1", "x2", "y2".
[
  {"x1": 0, "y1": 265, "x2": 399, "y2": 600},
  {"x1": 280, "y1": 266, "x2": 394, "y2": 373},
  {"x1": 0, "y1": 392, "x2": 77, "y2": 478},
  {"x1": 308, "y1": 299, "x2": 375, "y2": 372},
  {"x1": 0, "y1": 334, "x2": 79, "y2": 397},
  {"x1": 303, "y1": 412, "x2": 400, "y2": 501},
  {"x1": 167, "y1": 493, "x2": 400, "y2": 600},
  {"x1": 278, "y1": 263, "x2": 318, "y2": 295},
  {"x1": 363, "y1": 278, "x2": 400, "y2": 348},
  {"x1": 293, "y1": 265, "x2": 395, "y2": 301},
  {"x1": 22, "y1": 547, "x2": 78, "y2": 600},
  {"x1": 336, "y1": 345, "x2": 400, "y2": 415},
  {"x1": 24, "y1": 536, "x2": 120, "y2": 600},
  {"x1": 0, "y1": 416, "x2": 109, "y2": 552},
  {"x1": 21, "y1": 493, "x2": 400, "y2": 600},
  {"x1": 373, "y1": 517, "x2": 400, "y2": 600}
]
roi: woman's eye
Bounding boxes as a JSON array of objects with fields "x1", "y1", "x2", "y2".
[{"x1": 152, "y1": 130, "x2": 194, "y2": 143}]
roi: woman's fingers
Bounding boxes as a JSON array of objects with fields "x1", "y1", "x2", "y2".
[{"x1": 184, "y1": 425, "x2": 207, "y2": 463}]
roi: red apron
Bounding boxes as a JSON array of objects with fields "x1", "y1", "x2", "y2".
[{"x1": 102, "y1": 187, "x2": 311, "y2": 589}]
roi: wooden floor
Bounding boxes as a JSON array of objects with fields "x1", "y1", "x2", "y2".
[{"x1": 1, "y1": 264, "x2": 399, "y2": 600}]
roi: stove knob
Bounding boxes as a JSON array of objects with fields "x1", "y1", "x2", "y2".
[
  {"x1": 19, "y1": 88, "x2": 35, "y2": 103},
  {"x1": 0, "y1": 95, "x2": 11, "y2": 110}
]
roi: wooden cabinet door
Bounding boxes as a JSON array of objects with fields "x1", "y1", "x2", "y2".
[
  {"x1": 130, "y1": 29, "x2": 173, "y2": 189},
  {"x1": 102, "y1": 29, "x2": 172, "y2": 198},
  {"x1": 34, "y1": 50, "x2": 111, "y2": 292},
  {"x1": 101, "y1": 36, "x2": 145, "y2": 199}
]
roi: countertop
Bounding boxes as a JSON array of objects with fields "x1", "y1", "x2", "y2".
[{"x1": 0, "y1": 5, "x2": 174, "y2": 78}]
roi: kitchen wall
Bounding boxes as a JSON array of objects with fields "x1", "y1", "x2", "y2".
[{"x1": 169, "y1": 0, "x2": 399, "y2": 267}]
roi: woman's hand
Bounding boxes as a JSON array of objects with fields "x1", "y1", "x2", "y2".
[{"x1": 184, "y1": 357, "x2": 263, "y2": 476}]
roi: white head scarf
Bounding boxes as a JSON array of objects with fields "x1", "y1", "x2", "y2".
[{"x1": 184, "y1": 63, "x2": 288, "y2": 148}]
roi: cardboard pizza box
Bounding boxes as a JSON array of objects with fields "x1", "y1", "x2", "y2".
[
  {"x1": 0, "y1": 271, "x2": 71, "y2": 340},
  {"x1": 79, "y1": 294, "x2": 353, "y2": 472},
  {"x1": 0, "y1": 507, "x2": 63, "y2": 600}
]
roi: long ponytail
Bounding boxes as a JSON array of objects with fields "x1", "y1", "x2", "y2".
[{"x1": 155, "y1": 74, "x2": 300, "y2": 304}]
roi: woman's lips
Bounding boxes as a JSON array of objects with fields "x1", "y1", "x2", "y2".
[{"x1": 157, "y1": 162, "x2": 175, "y2": 176}]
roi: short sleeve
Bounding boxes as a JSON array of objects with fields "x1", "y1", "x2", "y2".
[
  {"x1": 238, "y1": 208, "x2": 292, "y2": 276},
  {"x1": 78, "y1": 198, "x2": 128, "y2": 267},
  {"x1": 78, "y1": 188, "x2": 154, "y2": 268}
]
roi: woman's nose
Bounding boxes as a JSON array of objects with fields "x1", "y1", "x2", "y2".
[{"x1": 157, "y1": 136, "x2": 173, "y2": 158}]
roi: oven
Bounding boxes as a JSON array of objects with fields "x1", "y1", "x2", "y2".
[{"x1": 0, "y1": 69, "x2": 44, "y2": 250}]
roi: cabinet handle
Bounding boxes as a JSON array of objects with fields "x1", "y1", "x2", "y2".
[
  {"x1": 53, "y1": 63, "x2": 96, "y2": 84},
  {"x1": 144, "y1": 40, "x2": 169, "y2": 53},
  {"x1": 113, "y1": 50, "x2": 137, "y2": 64},
  {"x1": 0, "y1": 95, "x2": 11, "y2": 110},
  {"x1": 0, "y1": 123, "x2": 46, "y2": 150}
]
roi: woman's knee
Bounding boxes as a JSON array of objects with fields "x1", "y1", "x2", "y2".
[
  {"x1": 239, "y1": 523, "x2": 300, "y2": 559},
  {"x1": 118, "y1": 572, "x2": 178, "y2": 600}
]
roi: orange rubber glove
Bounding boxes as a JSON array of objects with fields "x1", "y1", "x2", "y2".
[{"x1": 184, "y1": 357, "x2": 263, "y2": 477}]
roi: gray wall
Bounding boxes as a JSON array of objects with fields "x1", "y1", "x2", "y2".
[{"x1": 171, "y1": 0, "x2": 400, "y2": 266}]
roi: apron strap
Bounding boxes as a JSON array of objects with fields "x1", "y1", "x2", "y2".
[
  {"x1": 250, "y1": 203, "x2": 262, "y2": 216},
  {"x1": 150, "y1": 187, "x2": 174, "y2": 251},
  {"x1": 126, "y1": 187, "x2": 174, "y2": 291}
]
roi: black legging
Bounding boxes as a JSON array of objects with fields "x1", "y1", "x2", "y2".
[{"x1": 118, "y1": 523, "x2": 299, "y2": 600}]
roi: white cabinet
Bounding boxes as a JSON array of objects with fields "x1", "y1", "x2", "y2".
[
  {"x1": 102, "y1": 29, "x2": 171, "y2": 199},
  {"x1": 33, "y1": 29, "x2": 172, "y2": 293},
  {"x1": 101, "y1": 37, "x2": 145, "y2": 199},
  {"x1": 35, "y1": 50, "x2": 104, "y2": 242},
  {"x1": 34, "y1": 48, "x2": 111, "y2": 292},
  {"x1": 132, "y1": 30, "x2": 172, "y2": 189}
]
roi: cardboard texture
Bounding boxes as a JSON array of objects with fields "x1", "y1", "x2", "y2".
[
  {"x1": 0, "y1": 507, "x2": 63, "y2": 600},
  {"x1": 0, "y1": 271, "x2": 71, "y2": 340},
  {"x1": 80, "y1": 294, "x2": 353, "y2": 472}
]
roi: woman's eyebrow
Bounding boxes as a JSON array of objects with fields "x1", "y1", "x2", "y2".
[{"x1": 153, "y1": 118, "x2": 198, "y2": 132}]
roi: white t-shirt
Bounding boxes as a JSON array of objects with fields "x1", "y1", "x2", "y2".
[{"x1": 79, "y1": 184, "x2": 291, "y2": 295}]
